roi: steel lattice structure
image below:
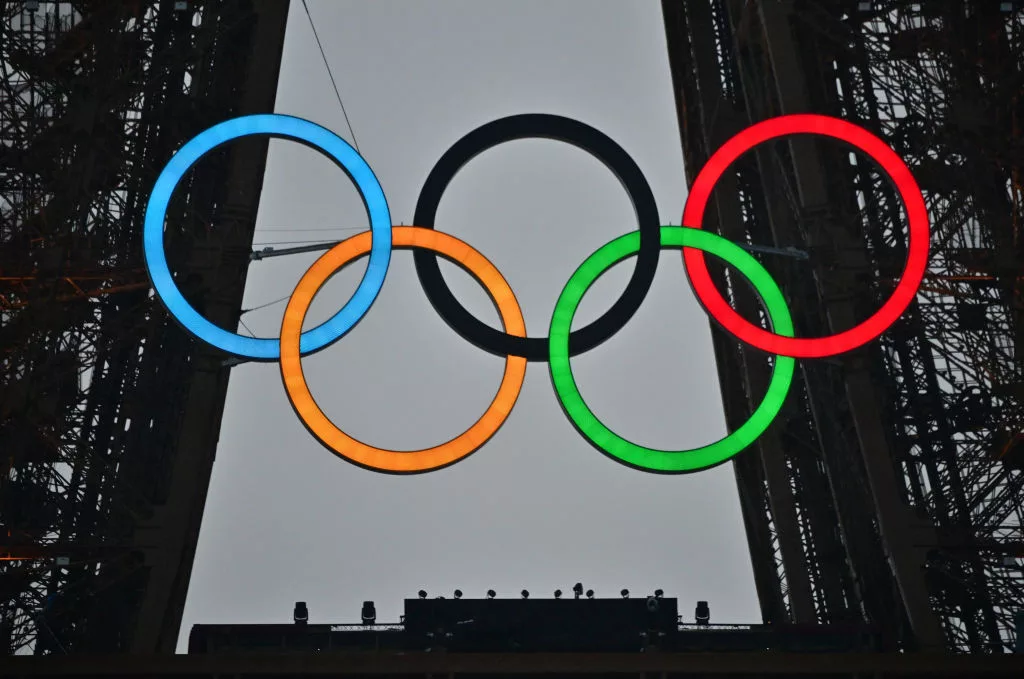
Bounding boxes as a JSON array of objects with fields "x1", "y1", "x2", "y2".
[
  {"x1": 663, "y1": 0, "x2": 1024, "y2": 654},
  {"x1": 0, "y1": 0, "x2": 288, "y2": 654}
]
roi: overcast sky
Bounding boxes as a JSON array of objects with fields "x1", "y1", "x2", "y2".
[{"x1": 178, "y1": 0, "x2": 760, "y2": 650}]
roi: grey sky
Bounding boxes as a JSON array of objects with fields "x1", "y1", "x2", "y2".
[{"x1": 178, "y1": 0, "x2": 759, "y2": 650}]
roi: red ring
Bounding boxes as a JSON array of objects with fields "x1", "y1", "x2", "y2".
[{"x1": 681, "y1": 114, "x2": 929, "y2": 359}]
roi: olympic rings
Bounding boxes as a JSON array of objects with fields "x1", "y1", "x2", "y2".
[
  {"x1": 280, "y1": 227, "x2": 526, "y2": 474},
  {"x1": 145, "y1": 113, "x2": 927, "y2": 474},
  {"x1": 413, "y1": 114, "x2": 660, "y2": 361},
  {"x1": 550, "y1": 227, "x2": 795, "y2": 473},
  {"x1": 681, "y1": 114, "x2": 929, "y2": 358},
  {"x1": 144, "y1": 114, "x2": 392, "y2": 360}
]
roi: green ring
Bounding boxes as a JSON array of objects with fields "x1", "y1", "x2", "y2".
[{"x1": 548, "y1": 226, "x2": 795, "y2": 473}]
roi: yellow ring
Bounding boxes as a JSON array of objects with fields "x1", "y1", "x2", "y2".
[{"x1": 280, "y1": 226, "x2": 527, "y2": 473}]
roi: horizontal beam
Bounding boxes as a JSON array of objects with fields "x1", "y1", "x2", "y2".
[
  {"x1": 250, "y1": 241, "x2": 808, "y2": 261},
  {"x1": 1, "y1": 652, "x2": 1021, "y2": 676}
]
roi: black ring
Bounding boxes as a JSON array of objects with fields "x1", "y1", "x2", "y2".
[{"x1": 413, "y1": 114, "x2": 660, "y2": 361}]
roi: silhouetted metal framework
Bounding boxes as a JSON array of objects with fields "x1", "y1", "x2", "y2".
[
  {"x1": 4, "y1": 649, "x2": 1023, "y2": 678},
  {"x1": 0, "y1": 0, "x2": 288, "y2": 654},
  {"x1": 185, "y1": 596, "x2": 880, "y2": 655},
  {"x1": 10, "y1": 596, "x2": 1019, "y2": 677},
  {"x1": 663, "y1": 0, "x2": 1024, "y2": 654}
]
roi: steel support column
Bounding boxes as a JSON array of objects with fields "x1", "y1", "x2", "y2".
[{"x1": 662, "y1": 0, "x2": 1024, "y2": 652}]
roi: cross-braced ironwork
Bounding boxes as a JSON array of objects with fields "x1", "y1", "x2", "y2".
[
  {"x1": 1, "y1": 0, "x2": 288, "y2": 654},
  {"x1": 664, "y1": 0, "x2": 1024, "y2": 654}
]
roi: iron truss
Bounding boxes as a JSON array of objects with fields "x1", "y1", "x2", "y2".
[
  {"x1": 663, "y1": 0, "x2": 1024, "y2": 654},
  {"x1": 0, "y1": 0, "x2": 288, "y2": 654}
]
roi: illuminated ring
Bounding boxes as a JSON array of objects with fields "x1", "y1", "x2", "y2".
[
  {"x1": 681, "y1": 114, "x2": 929, "y2": 358},
  {"x1": 550, "y1": 226, "x2": 795, "y2": 474},
  {"x1": 413, "y1": 113, "x2": 660, "y2": 361},
  {"x1": 144, "y1": 114, "x2": 392, "y2": 360},
  {"x1": 280, "y1": 226, "x2": 527, "y2": 474}
]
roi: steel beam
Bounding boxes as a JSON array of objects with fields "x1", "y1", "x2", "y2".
[
  {"x1": 662, "y1": 0, "x2": 817, "y2": 626},
  {"x1": 2, "y1": 651, "x2": 1023, "y2": 677},
  {"x1": 128, "y1": 0, "x2": 290, "y2": 653},
  {"x1": 1, "y1": 0, "x2": 290, "y2": 654},
  {"x1": 661, "y1": 0, "x2": 1024, "y2": 652}
]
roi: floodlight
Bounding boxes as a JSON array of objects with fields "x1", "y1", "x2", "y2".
[
  {"x1": 486, "y1": 589, "x2": 496, "y2": 599},
  {"x1": 361, "y1": 601, "x2": 376, "y2": 625},
  {"x1": 695, "y1": 600, "x2": 710, "y2": 625},
  {"x1": 293, "y1": 601, "x2": 308, "y2": 625},
  {"x1": 585, "y1": 589, "x2": 594, "y2": 599},
  {"x1": 554, "y1": 589, "x2": 562, "y2": 599},
  {"x1": 454, "y1": 589, "x2": 463, "y2": 599},
  {"x1": 521, "y1": 589, "x2": 529, "y2": 599},
  {"x1": 418, "y1": 590, "x2": 427, "y2": 599}
]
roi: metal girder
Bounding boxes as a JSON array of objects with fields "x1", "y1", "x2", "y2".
[
  {"x1": 663, "y1": 0, "x2": 821, "y2": 628},
  {"x1": 1, "y1": 650, "x2": 1023, "y2": 677},
  {"x1": 662, "y1": 0, "x2": 1024, "y2": 653},
  {"x1": 1, "y1": 0, "x2": 289, "y2": 655}
]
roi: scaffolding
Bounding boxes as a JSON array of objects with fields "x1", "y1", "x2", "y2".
[
  {"x1": 663, "y1": 0, "x2": 1024, "y2": 653},
  {"x1": 0, "y1": 0, "x2": 288, "y2": 654}
]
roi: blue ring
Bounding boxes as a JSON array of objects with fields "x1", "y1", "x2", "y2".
[{"x1": 143, "y1": 114, "x2": 392, "y2": 360}]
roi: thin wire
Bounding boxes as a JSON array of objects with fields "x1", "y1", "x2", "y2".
[
  {"x1": 255, "y1": 227, "x2": 358, "y2": 232},
  {"x1": 242, "y1": 294, "x2": 292, "y2": 315},
  {"x1": 301, "y1": 0, "x2": 361, "y2": 154},
  {"x1": 252, "y1": 239, "x2": 342, "y2": 246},
  {"x1": 238, "y1": 317, "x2": 258, "y2": 337}
]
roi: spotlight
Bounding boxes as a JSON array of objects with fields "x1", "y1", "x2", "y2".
[
  {"x1": 293, "y1": 601, "x2": 308, "y2": 625},
  {"x1": 418, "y1": 590, "x2": 427, "y2": 599},
  {"x1": 620, "y1": 589, "x2": 629, "y2": 599},
  {"x1": 654, "y1": 589, "x2": 664, "y2": 599},
  {"x1": 646, "y1": 596, "x2": 659, "y2": 613},
  {"x1": 486, "y1": 589, "x2": 496, "y2": 599},
  {"x1": 454, "y1": 589, "x2": 463, "y2": 599},
  {"x1": 573, "y1": 583, "x2": 583, "y2": 599},
  {"x1": 554, "y1": 589, "x2": 562, "y2": 599},
  {"x1": 361, "y1": 601, "x2": 376, "y2": 625},
  {"x1": 695, "y1": 600, "x2": 710, "y2": 626},
  {"x1": 521, "y1": 589, "x2": 529, "y2": 599},
  {"x1": 585, "y1": 589, "x2": 594, "y2": 599}
]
